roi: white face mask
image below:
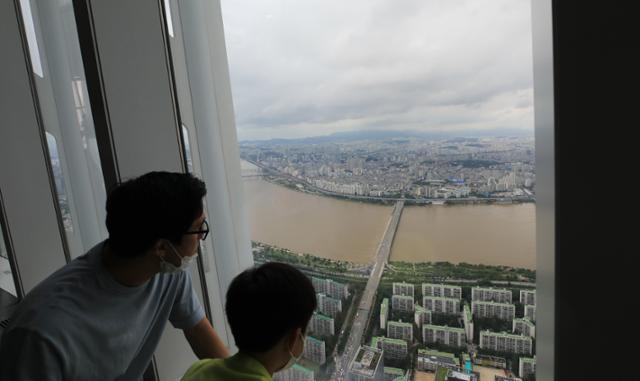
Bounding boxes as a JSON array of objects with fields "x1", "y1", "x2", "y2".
[
  {"x1": 159, "y1": 241, "x2": 197, "y2": 273},
  {"x1": 281, "y1": 331, "x2": 306, "y2": 371}
]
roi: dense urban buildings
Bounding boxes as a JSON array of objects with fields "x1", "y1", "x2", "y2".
[{"x1": 240, "y1": 136, "x2": 536, "y2": 201}]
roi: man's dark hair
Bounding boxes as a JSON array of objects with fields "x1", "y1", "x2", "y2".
[
  {"x1": 105, "y1": 171, "x2": 206, "y2": 257},
  {"x1": 226, "y1": 262, "x2": 317, "y2": 353}
]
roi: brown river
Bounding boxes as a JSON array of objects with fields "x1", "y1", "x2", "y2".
[{"x1": 242, "y1": 165, "x2": 535, "y2": 269}]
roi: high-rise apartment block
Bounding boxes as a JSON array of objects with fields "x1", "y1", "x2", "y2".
[
  {"x1": 422, "y1": 324, "x2": 466, "y2": 347},
  {"x1": 519, "y1": 289, "x2": 536, "y2": 306},
  {"x1": 519, "y1": 356, "x2": 536, "y2": 379},
  {"x1": 524, "y1": 304, "x2": 536, "y2": 322},
  {"x1": 391, "y1": 295, "x2": 414, "y2": 312},
  {"x1": 310, "y1": 313, "x2": 335, "y2": 336},
  {"x1": 312, "y1": 277, "x2": 349, "y2": 300},
  {"x1": 370, "y1": 337, "x2": 408, "y2": 360},
  {"x1": 387, "y1": 321, "x2": 413, "y2": 342},
  {"x1": 472, "y1": 287, "x2": 512, "y2": 303},
  {"x1": 471, "y1": 301, "x2": 515, "y2": 320},
  {"x1": 463, "y1": 303, "x2": 474, "y2": 344},
  {"x1": 423, "y1": 296, "x2": 461, "y2": 314},
  {"x1": 480, "y1": 331, "x2": 533, "y2": 355},
  {"x1": 414, "y1": 304, "x2": 432, "y2": 328},
  {"x1": 512, "y1": 317, "x2": 535, "y2": 338},
  {"x1": 383, "y1": 367, "x2": 407, "y2": 381},
  {"x1": 392, "y1": 282, "x2": 414, "y2": 297},
  {"x1": 317, "y1": 293, "x2": 342, "y2": 318},
  {"x1": 416, "y1": 349, "x2": 460, "y2": 372},
  {"x1": 380, "y1": 298, "x2": 389, "y2": 330},
  {"x1": 422, "y1": 283, "x2": 462, "y2": 299},
  {"x1": 303, "y1": 336, "x2": 326, "y2": 365}
]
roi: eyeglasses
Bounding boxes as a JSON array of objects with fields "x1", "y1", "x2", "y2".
[{"x1": 185, "y1": 219, "x2": 210, "y2": 241}]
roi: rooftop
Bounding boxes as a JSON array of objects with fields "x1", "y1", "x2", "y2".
[
  {"x1": 423, "y1": 295, "x2": 461, "y2": 302},
  {"x1": 480, "y1": 330, "x2": 532, "y2": 341},
  {"x1": 418, "y1": 348, "x2": 459, "y2": 365},
  {"x1": 313, "y1": 312, "x2": 333, "y2": 321},
  {"x1": 519, "y1": 356, "x2": 536, "y2": 364},
  {"x1": 464, "y1": 303, "x2": 472, "y2": 320},
  {"x1": 424, "y1": 324, "x2": 465, "y2": 333},
  {"x1": 388, "y1": 320, "x2": 413, "y2": 328},
  {"x1": 349, "y1": 346, "x2": 383, "y2": 377},
  {"x1": 472, "y1": 286, "x2": 511, "y2": 292},
  {"x1": 415, "y1": 304, "x2": 428, "y2": 313},
  {"x1": 306, "y1": 336, "x2": 324, "y2": 345},
  {"x1": 392, "y1": 294, "x2": 414, "y2": 301},
  {"x1": 471, "y1": 300, "x2": 514, "y2": 307},
  {"x1": 513, "y1": 317, "x2": 535, "y2": 326},
  {"x1": 423, "y1": 283, "x2": 462, "y2": 289},
  {"x1": 384, "y1": 367, "x2": 405, "y2": 376}
]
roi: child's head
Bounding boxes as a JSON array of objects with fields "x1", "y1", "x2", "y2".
[{"x1": 225, "y1": 262, "x2": 317, "y2": 354}]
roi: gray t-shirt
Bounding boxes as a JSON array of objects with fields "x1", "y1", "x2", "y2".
[{"x1": 0, "y1": 241, "x2": 205, "y2": 380}]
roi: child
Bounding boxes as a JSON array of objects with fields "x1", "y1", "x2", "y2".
[{"x1": 182, "y1": 262, "x2": 317, "y2": 381}]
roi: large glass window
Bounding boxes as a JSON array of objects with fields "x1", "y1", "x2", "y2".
[
  {"x1": 161, "y1": 0, "x2": 255, "y2": 357},
  {"x1": 223, "y1": 0, "x2": 537, "y2": 380},
  {"x1": 18, "y1": 0, "x2": 107, "y2": 258}
]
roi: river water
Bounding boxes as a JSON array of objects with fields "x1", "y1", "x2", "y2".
[{"x1": 242, "y1": 163, "x2": 535, "y2": 269}]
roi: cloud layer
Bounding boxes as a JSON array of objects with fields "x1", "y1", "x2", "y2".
[{"x1": 221, "y1": 0, "x2": 534, "y2": 141}]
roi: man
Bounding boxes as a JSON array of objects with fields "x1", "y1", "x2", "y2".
[
  {"x1": 181, "y1": 262, "x2": 317, "y2": 381},
  {"x1": 0, "y1": 171, "x2": 229, "y2": 380}
]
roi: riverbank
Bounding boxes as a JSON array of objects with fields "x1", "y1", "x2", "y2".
[
  {"x1": 261, "y1": 174, "x2": 535, "y2": 206},
  {"x1": 252, "y1": 242, "x2": 536, "y2": 284}
]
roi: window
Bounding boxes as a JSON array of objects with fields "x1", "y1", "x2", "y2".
[
  {"x1": 19, "y1": 0, "x2": 108, "y2": 258},
  {"x1": 223, "y1": 0, "x2": 538, "y2": 379}
]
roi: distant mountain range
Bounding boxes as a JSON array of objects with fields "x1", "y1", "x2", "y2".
[{"x1": 239, "y1": 128, "x2": 533, "y2": 145}]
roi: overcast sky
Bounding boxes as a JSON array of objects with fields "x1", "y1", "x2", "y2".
[{"x1": 220, "y1": 0, "x2": 534, "y2": 141}]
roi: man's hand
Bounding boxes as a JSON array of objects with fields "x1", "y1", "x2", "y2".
[{"x1": 183, "y1": 317, "x2": 230, "y2": 359}]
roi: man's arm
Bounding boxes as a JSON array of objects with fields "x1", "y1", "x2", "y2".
[{"x1": 183, "y1": 317, "x2": 230, "y2": 359}]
